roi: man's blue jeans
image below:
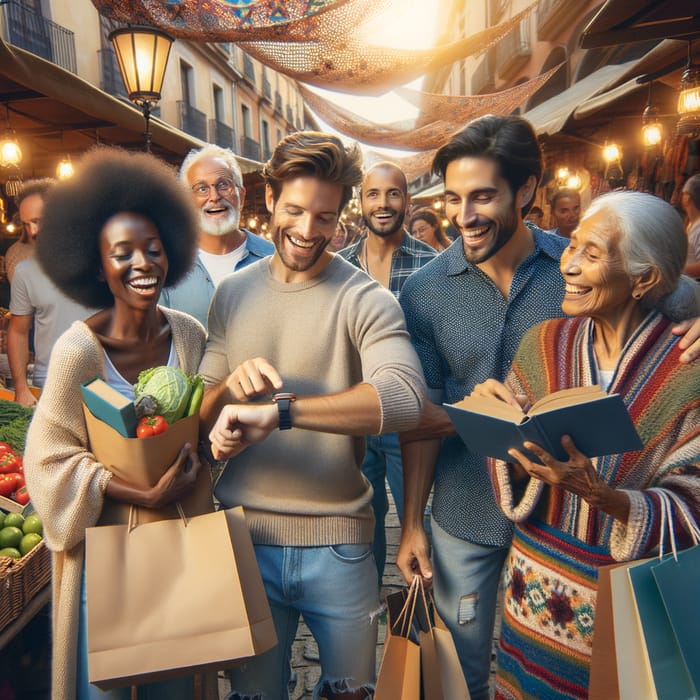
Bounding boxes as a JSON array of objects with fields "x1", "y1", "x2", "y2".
[
  {"x1": 76, "y1": 568, "x2": 193, "y2": 700},
  {"x1": 361, "y1": 432, "x2": 404, "y2": 581},
  {"x1": 430, "y1": 516, "x2": 509, "y2": 700},
  {"x1": 227, "y1": 542, "x2": 379, "y2": 700}
]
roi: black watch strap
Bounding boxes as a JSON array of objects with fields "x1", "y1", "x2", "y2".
[{"x1": 272, "y1": 392, "x2": 296, "y2": 430}]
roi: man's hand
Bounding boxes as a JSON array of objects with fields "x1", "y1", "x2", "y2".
[
  {"x1": 209, "y1": 402, "x2": 278, "y2": 460},
  {"x1": 396, "y1": 524, "x2": 433, "y2": 585},
  {"x1": 225, "y1": 357, "x2": 283, "y2": 401},
  {"x1": 673, "y1": 317, "x2": 700, "y2": 363}
]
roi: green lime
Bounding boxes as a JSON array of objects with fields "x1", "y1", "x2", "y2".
[
  {"x1": 0, "y1": 547, "x2": 20, "y2": 558},
  {"x1": 0, "y1": 526, "x2": 23, "y2": 549},
  {"x1": 19, "y1": 532, "x2": 42, "y2": 556},
  {"x1": 22, "y1": 514, "x2": 42, "y2": 537},
  {"x1": 3, "y1": 513, "x2": 24, "y2": 530}
]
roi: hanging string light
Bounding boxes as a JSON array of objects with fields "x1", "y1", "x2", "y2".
[{"x1": 0, "y1": 105, "x2": 21, "y2": 169}]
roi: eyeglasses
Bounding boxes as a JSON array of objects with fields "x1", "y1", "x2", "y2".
[{"x1": 191, "y1": 178, "x2": 238, "y2": 199}]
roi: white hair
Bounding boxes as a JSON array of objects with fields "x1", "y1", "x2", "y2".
[
  {"x1": 582, "y1": 190, "x2": 700, "y2": 321},
  {"x1": 179, "y1": 144, "x2": 243, "y2": 189}
]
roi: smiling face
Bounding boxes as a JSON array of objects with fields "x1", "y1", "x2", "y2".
[
  {"x1": 187, "y1": 154, "x2": 244, "y2": 237},
  {"x1": 99, "y1": 212, "x2": 168, "y2": 311},
  {"x1": 560, "y1": 210, "x2": 636, "y2": 322},
  {"x1": 444, "y1": 156, "x2": 523, "y2": 265},
  {"x1": 361, "y1": 165, "x2": 409, "y2": 239},
  {"x1": 266, "y1": 176, "x2": 343, "y2": 282}
]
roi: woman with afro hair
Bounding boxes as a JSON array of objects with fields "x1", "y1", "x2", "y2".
[{"x1": 24, "y1": 147, "x2": 213, "y2": 700}]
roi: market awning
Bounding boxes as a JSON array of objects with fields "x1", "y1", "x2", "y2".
[
  {"x1": 0, "y1": 37, "x2": 262, "y2": 178},
  {"x1": 412, "y1": 181, "x2": 444, "y2": 200},
  {"x1": 522, "y1": 60, "x2": 642, "y2": 136},
  {"x1": 580, "y1": 0, "x2": 700, "y2": 48}
]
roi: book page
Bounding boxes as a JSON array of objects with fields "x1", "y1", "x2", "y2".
[
  {"x1": 450, "y1": 394, "x2": 526, "y2": 423},
  {"x1": 529, "y1": 385, "x2": 606, "y2": 415}
]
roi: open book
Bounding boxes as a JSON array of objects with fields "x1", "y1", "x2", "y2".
[{"x1": 443, "y1": 385, "x2": 643, "y2": 462}]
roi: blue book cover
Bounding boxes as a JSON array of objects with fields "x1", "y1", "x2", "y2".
[
  {"x1": 444, "y1": 385, "x2": 642, "y2": 461},
  {"x1": 80, "y1": 377, "x2": 137, "y2": 438}
]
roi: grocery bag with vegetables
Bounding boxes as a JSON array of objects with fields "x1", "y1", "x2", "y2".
[{"x1": 133, "y1": 366, "x2": 204, "y2": 429}]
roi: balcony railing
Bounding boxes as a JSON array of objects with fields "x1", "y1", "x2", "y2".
[
  {"x1": 243, "y1": 53, "x2": 256, "y2": 83},
  {"x1": 209, "y1": 119, "x2": 235, "y2": 150},
  {"x1": 537, "y1": 0, "x2": 590, "y2": 41},
  {"x1": 240, "y1": 135, "x2": 261, "y2": 161},
  {"x1": 177, "y1": 101, "x2": 207, "y2": 141},
  {"x1": 496, "y1": 19, "x2": 531, "y2": 80},
  {"x1": 1, "y1": 0, "x2": 76, "y2": 73},
  {"x1": 98, "y1": 48, "x2": 127, "y2": 99}
]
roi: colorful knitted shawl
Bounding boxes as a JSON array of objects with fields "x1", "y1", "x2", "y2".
[{"x1": 490, "y1": 312, "x2": 700, "y2": 700}]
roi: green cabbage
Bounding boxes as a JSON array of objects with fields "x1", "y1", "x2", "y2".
[{"x1": 133, "y1": 366, "x2": 192, "y2": 424}]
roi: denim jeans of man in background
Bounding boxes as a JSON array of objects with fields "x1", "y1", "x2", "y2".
[
  {"x1": 77, "y1": 569, "x2": 193, "y2": 700},
  {"x1": 361, "y1": 432, "x2": 404, "y2": 582},
  {"x1": 430, "y1": 516, "x2": 508, "y2": 700},
  {"x1": 226, "y1": 542, "x2": 379, "y2": 700}
]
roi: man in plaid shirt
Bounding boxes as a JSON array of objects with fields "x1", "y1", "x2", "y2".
[{"x1": 339, "y1": 161, "x2": 438, "y2": 581}]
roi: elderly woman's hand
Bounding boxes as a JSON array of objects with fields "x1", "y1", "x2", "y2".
[
  {"x1": 471, "y1": 378, "x2": 531, "y2": 412},
  {"x1": 508, "y1": 435, "x2": 631, "y2": 521}
]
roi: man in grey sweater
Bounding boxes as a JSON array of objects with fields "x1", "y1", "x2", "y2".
[{"x1": 200, "y1": 131, "x2": 426, "y2": 700}]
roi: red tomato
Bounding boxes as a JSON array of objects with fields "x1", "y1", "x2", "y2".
[
  {"x1": 13, "y1": 485, "x2": 30, "y2": 506},
  {"x1": 0, "y1": 452, "x2": 19, "y2": 474},
  {"x1": 0, "y1": 473, "x2": 17, "y2": 497},
  {"x1": 13, "y1": 472, "x2": 25, "y2": 489},
  {"x1": 136, "y1": 415, "x2": 168, "y2": 438},
  {"x1": 0, "y1": 442, "x2": 13, "y2": 458}
]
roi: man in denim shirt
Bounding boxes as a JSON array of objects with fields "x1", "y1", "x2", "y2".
[{"x1": 160, "y1": 145, "x2": 273, "y2": 325}]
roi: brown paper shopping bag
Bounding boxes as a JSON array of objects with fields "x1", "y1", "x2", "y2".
[
  {"x1": 86, "y1": 506, "x2": 277, "y2": 690},
  {"x1": 375, "y1": 579, "x2": 422, "y2": 700},
  {"x1": 420, "y1": 603, "x2": 471, "y2": 700}
]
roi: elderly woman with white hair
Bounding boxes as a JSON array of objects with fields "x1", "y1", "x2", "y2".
[{"x1": 472, "y1": 190, "x2": 700, "y2": 700}]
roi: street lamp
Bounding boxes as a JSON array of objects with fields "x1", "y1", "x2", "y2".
[{"x1": 109, "y1": 26, "x2": 174, "y2": 153}]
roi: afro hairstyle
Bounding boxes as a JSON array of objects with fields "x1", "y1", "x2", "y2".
[{"x1": 37, "y1": 146, "x2": 198, "y2": 309}]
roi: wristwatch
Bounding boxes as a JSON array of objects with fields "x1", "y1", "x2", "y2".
[{"x1": 272, "y1": 392, "x2": 297, "y2": 430}]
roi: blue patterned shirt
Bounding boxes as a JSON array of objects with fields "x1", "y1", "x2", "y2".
[
  {"x1": 399, "y1": 226, "x2": 569, "y2": 546},
  {"x1": 339, "y1": 231, "x2": 438, "y2": 298}
]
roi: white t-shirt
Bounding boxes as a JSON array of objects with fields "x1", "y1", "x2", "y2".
[{"x1": 198, "y1": 247, "x2": 246, "y2": 286}]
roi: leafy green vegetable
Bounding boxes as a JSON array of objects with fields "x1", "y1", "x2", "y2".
[
  {"x1": 133, "y1": 366, "x2": 192, "y2": 424},
  {"x1": 0, "y1": 414, "x2": 33, "y2": 454}
]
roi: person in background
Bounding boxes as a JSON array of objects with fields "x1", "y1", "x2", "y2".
[
  {"x1": 328, "y1": 219, "x2": 349, "y2": 252},
  {"x1": 339, "y1": 161, "x2": 436, "y2": 582},
  {"x1": 408, "y1": 207, "x2": 452, "y2": 252},
  {"x1": 396, "y1": 114, "x2": 700, "y2": 700},
  {"x1": 682, "y1": 174, "x2": 700, "y2": 280},
  {"x1": 8, "y1": 179, "x2": 96, "y2": 405},
  {"x1": 24, "y1": 147, "x2": 209, "y2": 700},
  {"x1": 474, "y1": 190, "x2": 700, "y2": 699},
  {"x1": 5, "y1": 179, "x2": 52, "y2": 283},
  {"x1": 548, "y1": 188, "x2": 581, "y2": 238},
  {"x1": 523, "y1": 204, "x2": 544, "y2": 228},
  {"x1": 199, "y1": 132, "x2": 426, "y2": 700},
  {"x1": 159, "y1": 144, "x2": 274, "y2": 326}
]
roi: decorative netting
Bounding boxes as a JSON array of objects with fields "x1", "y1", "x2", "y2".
[{"x1": 92, "y1": 0, "x2": 535, "y2": 95}]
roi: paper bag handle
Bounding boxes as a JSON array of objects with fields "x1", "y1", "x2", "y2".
[
  {"x1": 654, "y1": 489, "x2": 700, "y2": 562},
  {"x1": 392, "y1": 575, "x2": 421, "y2": 637},
  {"x1": 126, "y1": 501, "x2": 189, "y2": 533}
]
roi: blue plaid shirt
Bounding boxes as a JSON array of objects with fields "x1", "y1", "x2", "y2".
[
  {"x1": 399, "y1": 226, "x2": 569, "y2": 546},
  {"x1": 339, "y1": 231, "x2": 438, "y2": 298}
]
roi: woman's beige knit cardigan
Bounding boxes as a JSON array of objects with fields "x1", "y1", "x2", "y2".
[{"x1": 24, "y1": 307, "x2": 206, "y2": 699}]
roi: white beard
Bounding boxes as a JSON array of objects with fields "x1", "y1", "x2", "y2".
[{"x1": 199, "y1": 206, "x2": 240, "y2": 237}]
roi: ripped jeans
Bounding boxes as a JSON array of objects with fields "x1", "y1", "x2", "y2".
[
  {"x1": 226, "y1": 543, "x2": 379, "y2": 700},
  {"x1": 430, "y1": 516, "x2": 509, "y2": 700}
]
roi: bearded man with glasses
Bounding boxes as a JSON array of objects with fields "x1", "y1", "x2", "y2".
[{"x1": 160, "y1": 144, "x2": 274, "y2": 326}]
